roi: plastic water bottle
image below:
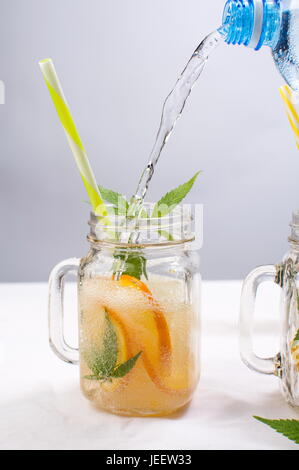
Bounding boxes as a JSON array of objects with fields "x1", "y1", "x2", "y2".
[{"x1": 222, "y1": 0, "x2": 299, "y2": 92}]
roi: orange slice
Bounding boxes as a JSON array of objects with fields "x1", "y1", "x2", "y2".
[
  {"x1": 107, "y1": 294, "x2": 192, "y2": 396},
  {"x1": 113, "y1": 275, "x2": 192, "y2": 395},
  {"x1": 116, "y1": 275, "x2": 172, "y2": 373},
  {"x1": 117, "y1": 274, "x2": 152, "y2": 294}
]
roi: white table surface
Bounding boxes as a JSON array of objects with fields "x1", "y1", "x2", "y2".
[{"x1": 0, "y1": 281, "x2": 298, "y2": 451}]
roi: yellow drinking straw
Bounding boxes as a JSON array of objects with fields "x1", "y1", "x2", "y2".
[
  {"x1": 279, "y1": 84, "x2": 299, "y2": 150},
  {"x1": 39, "y1": 58, "x2": 109, "y2": 219}
]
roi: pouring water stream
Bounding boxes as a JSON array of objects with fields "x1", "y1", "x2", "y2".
[
  {"x1": 130, "y1": 29, "x2": 224, "y2": 217},
  {"x1": 116, "y1": 28, "x2": 225, "y2": 275}
]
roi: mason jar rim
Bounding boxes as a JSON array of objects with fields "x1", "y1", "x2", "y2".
[{"x1": 88, "y1": 204, "x2": 196, "y2": 247}]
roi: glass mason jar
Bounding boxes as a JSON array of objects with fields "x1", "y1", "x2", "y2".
[
  {"x1": 49, "y1": 206, "x2": 201, "y2": 417},
  {"x1": 240, "y1": 211, "x2": 299, "y2": 408}
]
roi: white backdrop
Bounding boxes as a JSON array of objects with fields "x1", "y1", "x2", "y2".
[{"x1": 0, "y1": 0, "x2": 298, "y2": 281}]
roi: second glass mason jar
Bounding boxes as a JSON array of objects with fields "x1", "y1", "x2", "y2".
[
  {"x1": 240, "y1": 211, "x2": 299, "y2": 408},
  {"x1": 49, "y1": 206, "x2": 201, "y2": 417}
]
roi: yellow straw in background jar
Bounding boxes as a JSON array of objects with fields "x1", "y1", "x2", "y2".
[
  {"x1": 279, "y1": 84, "x2": 299, "y2": 150},
  {"x1": 39, "y1": 58, "x2": 109, "y2": 221}
]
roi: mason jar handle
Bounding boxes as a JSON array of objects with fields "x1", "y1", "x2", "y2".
[
  {"x1": 240, "y1": 265, "x2": 281, "y2": 376},
  {"x1": 48, "y1": 258, "x2": 81, "y2": 365}
]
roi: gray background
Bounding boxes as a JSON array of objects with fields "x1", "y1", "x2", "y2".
[{"x1": 0, "y1": 0, "x2": 298, "y2": 282}]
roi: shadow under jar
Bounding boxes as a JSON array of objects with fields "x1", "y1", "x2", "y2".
[{"x1": 49, "y1": 206, "x2": 201, "y2": 417}]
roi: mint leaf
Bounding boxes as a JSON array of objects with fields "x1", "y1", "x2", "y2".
[
  {"x1": 87, "y1": 310, "x2": 118, "y2": 377},
  {"x1": 85, "y1": 311, "x2": 142, "y2": 383},
  {"x1": 294, "y1": 329, "x2": 299, "y2": 343},
  {"x1": 158, "y1": 230, "x2": 174, "y2": 242},
  {"x1": 101, "y1": 310, "x2": 118, "y2": 374},
  {"x1": 111, "y1": 352, "x2": 142, "y2": 378},
  {"x1": 113, "y1": 252, "x2": 147, "y2": 280},
  {"x1": 84, "y1": 375, "x2": 105, "y2": 381},
  {"x1": 152, "y1": 171, "x2": 201, "y2": 218},
  {"x1": 141, "y1": 256, "x2": 148, "y2": 280},
  {"x1": 254, "y1": 416, "x2": 299, "y2": 444},
  {"x1": 98, "y1": 185, "x2": 128, "y2": 214}
]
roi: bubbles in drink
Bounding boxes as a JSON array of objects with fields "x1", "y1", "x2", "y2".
[{"x1": 79, "y1": 276, "x2": 200, "y2": 416}]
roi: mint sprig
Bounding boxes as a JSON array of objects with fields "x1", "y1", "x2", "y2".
[
  {"x1": 111, "y1": 352, "x2": 143, "y2": 378},
  {"x1": 95, "y1": 172, "x2": 200, "y2": 279},
  {"x1": 254, "y1": 416, "x2": 299, "y2": 445},
  {"x1": 84, "y1": 310, "x2": 142, "y2": 382},
  {"x1": 98, "y1": 185, "x2": 129, "y2": 214},
  {"x1": 113, "y1": 252, "x2": 148, "y2": 280},
  {"x1": 97, "y1": 171, "x2": 201, "y2": 219},
  {"x1": 151, "y1": 171, "x2": 201, "y2": 218},
  {"x1": 88, "y1": 310, "x2": 118, "y2": 377}
]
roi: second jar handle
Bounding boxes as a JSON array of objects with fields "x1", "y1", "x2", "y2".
[
  {"x1": 48, "y1": 258, "x2": 81, "y2": 365},
  {"x1": 240, "y1": 265, "x2": 281, "y2": 376}
]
